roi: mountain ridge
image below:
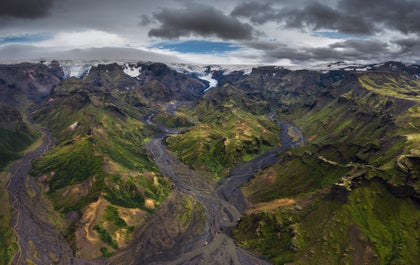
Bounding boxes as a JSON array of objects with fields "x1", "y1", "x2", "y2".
[{"x1": 0, "y1": 60, "x2": 419, "y2": 264}]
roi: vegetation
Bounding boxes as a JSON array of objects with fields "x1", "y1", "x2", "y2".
[
  {"x1": 103, "y1": 206, "x2": 127, "y2": 228},
  {"x1": 28, "y1": 72, "x2": 174, "y2": 257},
  {"x1": 0, "y1": 124, "x2": 40, "y2": 171},
  {"x1": 93, "y1": 225, "x2": 119, "y2": 249},
  {"x1": 0, "y1": 184, "x2": 18, "y2": 265},
  {"x1": 104, "y1": 178, "x2": 145, "y2": 209},
  {"x1": 3, "y1": 62, "x2": 419, "y2": 263},
  {"x1": 233, "y1": 67, "x2": 420, "y2": 264},
  {"x1": 175, "y1": 195, "x2": 206, "y2": 231},
  {"x1": 0, "y1": 225, "x2": 17, "y2": 265},
  {"x1": 236, "y1": 180, "x2": 420, "y2": 265},
  {"x1": 242, "y1": 146, "x2": 350, "y2": 202},
  {"x1": 31, "y1": 137, "x2": 103, "y2": 192},
  {"x1": 99, "y1": 247, "x2": 114, "y2": 258},
  {"x1": 234, "y1": 211, "x2": 295, "y2": 264},
  {"x1": 0, "y1": 125, "x2": 39, "y2": 264},
  {"x1": 152, "y1": 112, "x2": 194, "y2": 128},
  {"x1": 166, "y1": 86, "x2": 280, "y2": 177}
]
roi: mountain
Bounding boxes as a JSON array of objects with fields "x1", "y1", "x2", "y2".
[
  {"x1": 0, "y1": 60, "x2": 419, "y2": 265},
  {"x1": 0, "y1": 62, "x2": 63, "y2": 170}
]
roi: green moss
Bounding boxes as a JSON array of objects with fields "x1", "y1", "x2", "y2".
[
  {"x1": 166, "y1": 106, "x2": 280, "y2": 178},
  {"x1": 31, "y1": 137, "x2": 103, "y2": 192},
  {"x1": 152, "y1": 112, "x2": 194, "y2": 128},
  {"x1": 103, "y1": 206, "x2": 127, "y2": 228},
  {"x1": 237, "y1": 180, "x2": 420, "y2": 265},
  {"x1": 346, "y1": 182, "x2": 420, "y2": 264},
  {"x1": 233, "y1": 211, "x2": 295, "y2": 264},
  {"x1": 243, "y1": 147, "x2": 349, "y2": 203},
  {"x1": 359, "y1": 74, "x2": 420, "y2": 102},
  {"x1": 104, "y1": 178, "x2": 146, "y2": 210},
  {"x1": 0, "y1": 126, "x2": 40, "y2": 170},
  {"x1": 99, "y1": 247, "x2": 114, "y2": 258},
  {"x1": 0, "y1": 225, "x2": 17, "y2": 265},
  {"x1": 30, "y1": 91, "x2": 172, "y2": 217},
  {"x1": 93, "y1": 225, "x2": 118, "y2": 249},
  {"x1": 175, "y1": 195, "x2": 206, "y2": 229}
]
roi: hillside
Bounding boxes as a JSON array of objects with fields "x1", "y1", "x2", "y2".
[
  {"x1": 0, "y1": 61, "x2": 419, "y2": 265},
  {"x1": 26, "y1": 62, "x2": 209, "y2": 258},
  {"x1": 231, "y1": 62, "x2": 420, "y2": 264}
]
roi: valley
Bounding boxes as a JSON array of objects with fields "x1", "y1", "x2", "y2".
[
  {"x1": 0, "y1": 61, "x2": 419, "y2": 265},
  {"x1": 107, "y1": 107, "x2": 303, "y2": 264},
  {"x1": 7, "y1": 128, "x2": 75, "y2": 264}
]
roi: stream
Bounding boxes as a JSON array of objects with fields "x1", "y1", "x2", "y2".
[
  {"x1": 109, "y1": 109, "x2": 304, "y2": 265},
  {"x1": 6, "y1": 108, "x2": 304, "y2": 265},
  {"x1": 7, "y1": 130, "x2": 76, "y2": 265}
]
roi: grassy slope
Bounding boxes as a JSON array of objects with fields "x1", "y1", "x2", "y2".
[
  {"x1": 235, "y1": 180, "x2": 420, "y2": 265},
  {"x1": 0, "y1": 172, "x2": 17, "y2": 265},
  {"x1": 151, "y1": 112, "x2": 194, "y2": 129},
  {"x1": 166, "y1": 85, "x2": 280, "y2": 178},
  {"x1": 233, "y1": 71, "x2": 420, "y2": 264},
  {"x1": 30, "y1": 80, "x2": 172, "y2": 257},
  {"x1": 0, "y1": 128, "x2": 40, "y2": 170},
  {"x1": 0, "y1": 109, "x2": 42, "y2": 264},
  {"x1": 0, "y1": 125, "x2": 46, "y2": 265}
]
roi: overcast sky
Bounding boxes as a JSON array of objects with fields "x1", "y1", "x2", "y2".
[{"x1": 0, "y1": 0, "x2": 419, "y2": 65}]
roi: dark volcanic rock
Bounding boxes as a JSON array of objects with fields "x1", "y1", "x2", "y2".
[{"x1": 0, "y1": 62, "x2": 63, "y2": 106}]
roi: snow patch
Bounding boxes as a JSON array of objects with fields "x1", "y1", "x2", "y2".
[
  {"x1": 168, "y1": 63, "x2": 253, "y2": 76},
  {"x1": 69, "y1": 121, "x2": 80, "y2": 131},
  {"x1": 167, "y1": 63, "x2": 255, "y2": 91},
  {"x1": 197, "y1": 73, "x2": 218, "y2": 92},
  {"x1": 355, "y1": 67, "x2": 369, "y2": 71},
  {"x1": 123, "y1": 64, "x2": 141, "y2": 77},
  {"x1": 242, "y1": 68, "x2": 252, "y2": 75},
  {"x1": 62, "y1": 64, "x2": 92, "y2": 79}
]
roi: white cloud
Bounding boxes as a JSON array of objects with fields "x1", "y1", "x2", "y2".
[
  {"x1": 146, "y1": 45, "x2": 264, "y2": 65},
  {"x1": 34, "y1": 30, "x2": 126, "y2": 49}
]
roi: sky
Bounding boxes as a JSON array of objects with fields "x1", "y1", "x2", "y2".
[{"x1": 0, "y1": 0, "x2": 419, "y2": 66}]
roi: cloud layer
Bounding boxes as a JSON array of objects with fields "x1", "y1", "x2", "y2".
[
  {"x1": 0, "y1": 0, "x2": 419, "y2": 65},
  {"x1": 232, "y1": 0, "x2": 420, "y2": 35},
  {"x1": 149, "y1": 4, "x2": 254, "y2": 40},
  {"x1": 0, "y1": 0, "x2": 54, "y2": 18}
]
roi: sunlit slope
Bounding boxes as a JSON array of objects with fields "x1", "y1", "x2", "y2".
[
  {"x1": 232, "y1": 64, "x2": 420, "y2": 264},
  {"x1": 166, "y1": 85, "x2": 281, "y2": 178},
  {"x1": 30, "y1": 74, "x2": 172, "y2": 258}
]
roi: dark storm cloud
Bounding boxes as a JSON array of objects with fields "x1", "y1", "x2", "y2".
[
  {"x1": 394, "y1": 38, "x2": 420, "y2": 55},
  {"x1": 338, "y1": 0, "x2": 420, "y2": 35},
  {"x1": 0, "y1": 0, "x2": 54, "y2": 18},
  {"x1": 148, "y1": 4, "x2": 254, "y2": 40},
  {"x1": 231, "y1": 2, "x2": 278, "y2": 25},
  {"x1": 0, "y1": 0, "x2": 418, "y2": 65},
  {"x1": 250, "y1": 39, "x2": 393, "y2": 63},
  {"x1": 281, "y1": 2, "x2": 371, "y2": 34},
  {"x1": 232, "y1": 0, "x2": 420, "y2": 35}
]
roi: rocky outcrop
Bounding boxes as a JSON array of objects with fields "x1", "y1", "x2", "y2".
[
  {"x1": 0, "y1": 105, "x2": 26, "y2": 132},
  {"x1": 0, "y1": 62, "x2": 63, "y2": 106}
]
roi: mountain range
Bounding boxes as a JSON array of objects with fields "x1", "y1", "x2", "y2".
[{"x1": 0, "y1": 60, "x2": 419, "y2": 265}]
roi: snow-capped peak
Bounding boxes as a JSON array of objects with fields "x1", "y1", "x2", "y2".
[
  {"x1": 59, "y1": 61, "x2": 93, "y2": 79},
  {"x1": 166, "y1": 63, "x2": 255, "y2": 91},
  {"x1": 123, "y1": 63, "x2": 142, "y2": 77}
]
